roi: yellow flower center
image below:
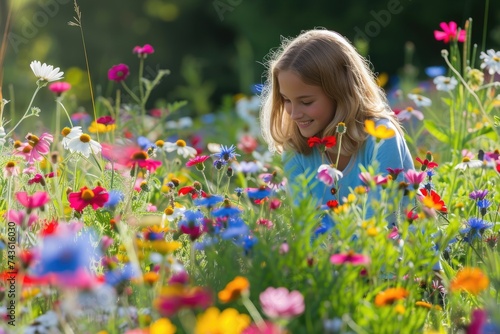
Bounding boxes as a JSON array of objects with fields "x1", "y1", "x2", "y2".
[
  {"x1": 27, "y1": 134, "x2": 39, "y2": 146},
  {"x1": 494, "y1": 56, "x2": 500, "y2": 62},
  {"x1": 22, "y1": 145, "x2": 33, "y2": 153},
  {"x1": 6, "y1": 161, "x2": 16, "y2": 168},
  {"x1": 462, "y1": 157, "x2": 471, "y2": 163},
  {"x1": 82, "y1": 189, "x2": 95, "y2": 200},
  {"x1": 176, "y1": 139, "x2": 186, "y2": 147},
  {"x1": 61, "y1": 127, "x2": 71, "y2": 136},
  {"x1": 13, "y1": 140, "x2": 22, "y2": 148},
  {"x1": 80, "y1": 134, "x2": 91, "y2": 143},
  {"x1": 164, "y1": 207, "x2": 174, "y2": 215},
  {"x1": 155, "y1": 140, "x2": 165, "y2": 147},
  {"x1": 406, "y1": 107, "x2": 414, "y2": 112},
  {"x1": 132, "y1": 151, "x2": 149, "y2": 160}
]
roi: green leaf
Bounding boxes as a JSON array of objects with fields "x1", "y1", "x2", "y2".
[
  {"x1": 462, "y1": 126, "x2": 497, "y2": 145},
  {"x1": 423, "y1": 120, "x2": 450, "y2": 144}
]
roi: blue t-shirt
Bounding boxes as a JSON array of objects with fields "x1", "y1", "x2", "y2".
[{"x1": 283, "y1": 118, "x2": 414, "y2": 219}]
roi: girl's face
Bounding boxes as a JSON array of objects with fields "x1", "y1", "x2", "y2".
[{"x1": 277, "y1": 70, "x2": 335, "y2": 138}]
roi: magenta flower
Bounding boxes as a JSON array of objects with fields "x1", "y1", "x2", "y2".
[
  {"x1": 16, "y1": 191, "x2": 50, "y2": 210},
  {"x1": 68, "y1": 186, "x2": 109, "y2": 212},
  {"x1": 133, "y1": 44, "x2": 155, "y2": 57},
  {"x1": 242, "y1": 321, "x2": 286, "y2": 334},
  {"x1": 186, "y1": 155, "x2": 210, "y2": 168},
  {"x1": 108, "y1": 63, "x2": 130, "y2": 82},
  {"x1": 434, "y1": 21, "x2": 466, "y2": 43},
  {"x1": 404, "y1": 169, "x2": 426, "y2": 190},
  {"x1": 330, "y1": 251, "x2": 370, "y2": 266},
  {"x1": 96, "y1": 115, "x2": 115, "y2": 125},
  {"x1": 259, "y1": 287, "x2": 305, "y2": 319},
  {"x1": 48, "y1": 81, "x2": 71, "y2": 95}
]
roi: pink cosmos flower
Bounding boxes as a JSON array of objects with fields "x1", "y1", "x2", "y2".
[
  {"x1": 404, "y1": 169, "x2": 426, "y2": 190},
  {"x1": 237, "y1": 134, "x2": 259, "y2": 154},
  {"x1": 259, "y1": 287, "x2": 305, "y2": 319},
  {"x1": 317, "y1": 164, "x2": 343, "y2": 186},
  {"x1": 3, "y1": 161, "x2": 19, "y2": 178},
  {"x1": 330, "y1": 251, "x2": 370, "y2": 266},
  {"x1": 186, "y1": 155, "x2": 210, "y2": 168},
  {"x1": 434, "y1": 21, "x2": 466, "y2": 43},
  {"x1": 48, "y1": 81, "x2": 71, "y2": 96},
  {"x1": 16, "y1": 191, "x2": 50, "y2": 210},
  {"x1": 14, "y1": 133, "x2": 53, "y2": 165},
  {"x1": 133, "y1": 44, "x2": 154, "y2": 56},
  {"x1": 5, "y1": 210, "x2": 38, "y2": 227},
  {"x1": 108, "y1": 63, "x2": 130, "y2": 82},
  {"x1": 68, "y1": 186, "x2": 109, "y2": 212}
]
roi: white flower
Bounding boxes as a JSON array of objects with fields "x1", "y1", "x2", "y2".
[
  {"x1": 66, "y1": 133, "x2": 102, "y2": 157},
  {"x1": 30, "y1": 60, "x2": 64, "y2": 82},
  {"x1": 408, "y1": 93, "x2": 432, "y2": 107},
  {"x1": 161, "y1": 203, "x2": 186, "y2": 226},
  {"x1": 454, "y1": 157, "x2": 483, "y2": 170},
  {"x1": 480, "y1": 49, "x2": 500, "y2": 75},
  {"x1": 61, "y1": 126, "x2": 83, "y2": 149},
  {"x1": 163, "y1": 139, "x2": 197, "y2": 158},
  {"x1": 433, "y1": 76, "x2": 458, "y2": 91},
  {"x1": 397, "y1": 107, "x2": 424, "y2": 121},
  {"x1": 165, "y1": 117, "x2": 193, "y2": 130}
]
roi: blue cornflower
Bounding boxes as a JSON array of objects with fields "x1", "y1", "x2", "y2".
[
  {"x1": 234, "y1": 187, "x2": 244, "y2": 197},
  {"x1": 314, "y1": 214, "x2": 335, "y2": 237},
  {"x1": 181, "y1": 209, "x2": 204, "y2": 224},
  {"x1": 33, "y1": 229, "x2": 99, "y2": 276},
  {"x1": 105, "y1": 263, "x2": 141, "y2": 286},
  {"x1": 470, "y1": 189, "x2": 488, "y2": 201},
  {"x1": 137, "y1": 136, "x2": 156, "y2": 151},
  {"x1": 220, "y1": 216, "x2": 249, "y2": 240},
  {"x1": 213, "y1": 159, "x2": 227, "y2": 170},
  {"x1": 212, "y1": 205, "x2": 241, "y2": 218},
  {"x1": 477, "y1": 199, "x2": 492, "y2": 216},
  {"x1": 213, "y1": 145, "x2": 240, "y2": 161},
  {"x1": 460, "y1": 217, "x2": 493, "y2": 242},
  {"x1": 194, "y1": 194, "x2": 224, "y2": 208},
  {"x1": 240, "y1": 235, "x2": 258, "y2": 254},
  {"x1": 424, "y1": 66, "x2": 446, "y2": 78},
  {"x1": 247, "y1": 186, "x2": 272, "y2": 200},
  {"x1": 104, "y1": 190, "x2": 124, "y2": 209}
]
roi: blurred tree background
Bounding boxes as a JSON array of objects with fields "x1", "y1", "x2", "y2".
[{"x1": 1, "y1": 0, "x2": 499, "y2": 130}]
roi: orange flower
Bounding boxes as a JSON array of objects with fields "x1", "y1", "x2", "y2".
[
  {"x1": 218, "y1": 276, "x2": 250, "y2": 303},
  {"x1": 374, "y1": 287, "x2": 409, "y2": 306},
  {"x1": 450, "y1": 267, "x2": 489, "y2": 295},
  {"x1": 415, "y1": 301, "x2": 442, "y2": 311}
]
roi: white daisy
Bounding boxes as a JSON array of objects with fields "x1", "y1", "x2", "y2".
[
  {"x1": 480, "y1": 49, "x2": 500, "y2": 75},
  {"x1": 454, "y1": 157, "x2": 484, "y2": 170},
  {"x1": 66, "y1": 133, "x2": 102, "y2": 157},
  {"x1": 408, "y1": 93, "x2": 432, "y2": 107},
  {"x1": 163, "y1": 139, "x2": 197, "y2": 158},
  {"x1": 433, "y1": 76, "x2": 458, "y2": 91},
  {"x1": 30, "y1": 60, "x2": 64, "y2": 82},
  {"x1": 161, "y1": 203, "x2": 186, "y2": 227},
  {"x1": 61, "y1": 126, "x2": 83, "y2": 149}
]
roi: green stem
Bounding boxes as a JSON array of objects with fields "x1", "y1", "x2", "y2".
[{"x1": 5, "y1": 85, "x2": 42, "y2": 138}]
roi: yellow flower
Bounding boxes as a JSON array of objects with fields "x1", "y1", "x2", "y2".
[
  {"x1": 450, "y1": 267, "x2": 489, "y2": 295},
  {"x1": 88, "y1": 121, "x2": 116, "y2": 133},
  {"x1": 394, "y1": 304, "x2": 405, "y2": 314},
  {"x1": 364, "y1": 119, "x2": 395, "y2": 141},
  {"x1": 137, "y1": 239, "x2": 182, "y2": 255},
  {"x1": 150, "y1": 318, "x2": 176, "y2": 334},
  {"x1": 218, "y1": 276, "x2": 250, "y2": 303},
  {"x1": 195, "y1": 307, "x2": 251, "y2": 334},
  {"x1": 376, "y1": 72, "x2": 389, "y2": 87}
]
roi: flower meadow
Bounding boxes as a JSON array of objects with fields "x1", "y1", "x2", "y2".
[{"x1": 1, "y1": 8, "x2": 500, "y2": 334}]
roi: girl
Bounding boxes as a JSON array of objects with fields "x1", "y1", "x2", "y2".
[{"x1": 259, "y1": 28, "x2": 414, "y2": 220}]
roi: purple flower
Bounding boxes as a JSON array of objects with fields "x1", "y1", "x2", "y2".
[
  {"x1": 469, "y1": 189, "x2": 489, "y2": 201},
  {"x1": 108, "y1": 63, "x2": 130, "y2": 82},
  {"x1": 259, "y1": 287, "x2": 305, "y2": 319}
]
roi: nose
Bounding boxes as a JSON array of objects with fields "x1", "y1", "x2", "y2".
[{"x1": 288, "y1": 103, "x2": 303, "y2": 120}]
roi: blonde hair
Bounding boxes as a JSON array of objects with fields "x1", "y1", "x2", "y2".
[{"x1": 260, "y1": 28, "x2": 403, "y2": 155}]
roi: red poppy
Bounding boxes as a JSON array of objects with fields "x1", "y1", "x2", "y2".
[
  {"x1": 419, "y1": 188, "x2": 448, "y2": 213},
  {"x1": 416, "y1": 157, "x2": 438, "y2": 171},
  {"x1": 307, "y1": 136, "x2": 336, "y2": 149}
]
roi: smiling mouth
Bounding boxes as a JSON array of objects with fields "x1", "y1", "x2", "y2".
[{"x1": 296, "y1": 120, "x2": 313, "y2": 127}]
